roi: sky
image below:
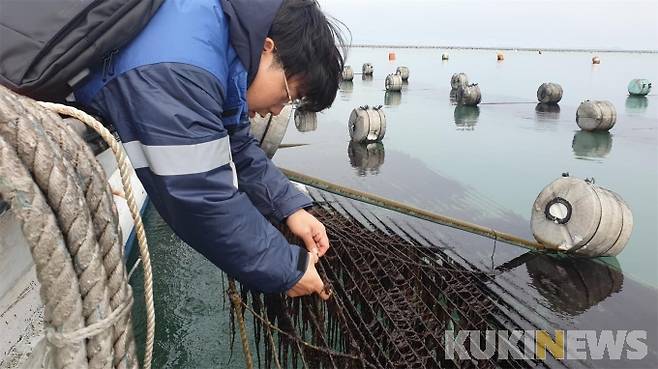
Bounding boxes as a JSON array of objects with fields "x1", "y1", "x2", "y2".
[{"x1": 317, "y1": 0, "x2": 658, "y2": 51}]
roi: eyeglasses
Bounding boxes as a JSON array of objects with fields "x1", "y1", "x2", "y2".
[{"x1": 282, "y1": 69, "x2": 301, "y2": 109}]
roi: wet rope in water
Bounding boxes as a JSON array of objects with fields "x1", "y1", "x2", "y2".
[{"x1": 228, "y1": 279, "x2": 255, "y2": 369}]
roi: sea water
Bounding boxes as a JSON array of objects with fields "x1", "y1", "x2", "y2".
[{"x1": 275, "y1": 47, "x2": 658, "y2": 287}]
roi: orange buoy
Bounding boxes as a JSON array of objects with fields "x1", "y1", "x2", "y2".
[{"x1": 388, "y1": 52, "x2": 396, "y2": 61}]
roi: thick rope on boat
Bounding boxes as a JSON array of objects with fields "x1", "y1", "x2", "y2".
[
  {"x1": 0, "y1": 86, "x2": 154, "y2": 369},
  {"x1": 14, "y1": 94, "x2": 138, "y2": 369},
  {"x1": 0, "y1": 88, "x2": 114, "y2": 369},
  {"x1": 40, "y1": 108, "x2": 137, "y2": 369},
  {"x1": 37, "y1": 101, "x2": 156, "y2": 369},
  {"x1": 0, "y1": 136, "x2": 88, "y2": 369},
  {"x1": 46, "y1": 288, "x2": 134, "y2": 348}
]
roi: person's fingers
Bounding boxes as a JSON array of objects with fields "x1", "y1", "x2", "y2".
[
  {"x1": 287, "y1": 253, "x2": 314, "y2": 297},
  {"x1": 317, "y1": 281, "x2": 331, "y2": 300},
  {"x1": 300, "y1": 232, "x2": 319, "y2": 254},
  {"x1": 307, "y1": 261, "x2": 330, "y2": 300},
  {"x1": 287, "y1": 252, "x2": 331, "y2": 300},
  {"x1": 286, "y1": 288, "x2": 300, "y2": 298},
  {"x1": 309, "y1": 249, "x2": 319, "y2": 264},
  {"x1": 312, "y1": 224, "x2": 330, "y2": 257},
  {"x1": 316, "y1": 232, "x2": 330, "y2": 257}
]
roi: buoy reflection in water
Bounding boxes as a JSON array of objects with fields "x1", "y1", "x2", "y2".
[
  {"x1": 526, "y1": 253, "x2": 623, "y2": 316},
  {"x1": 384, "y1": 91, "x2": 402, "y2": 106},
  {"x1": 625, "y1": 96, "x2": 649, "y2": 113},
  {"x1": 572, "y1": 131, "x2": 613, "y2": 159},
  {"x1": 535, "y1": 103, "x2": 561, "y2": 121},
  {"x1": 454, "y1": 105, "x2": 480, "y2": 130},
  {"x1": 348, "y1": 141, "x2": 385, "y2": 176},
  {"x1": 339, "y1": 80, "x2": 354, "y2": 92}
]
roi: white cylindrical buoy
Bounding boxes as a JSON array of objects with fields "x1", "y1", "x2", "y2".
[
  {"x1": 537, "y1": 82, "x2": 563, "y2": 104},
  {"x1": 249, "y1": 105, "x2": 293, "y2": 158},
  {"x1": 592, "y1": 56, "x2": 601, "y2": 64},
  {"x1": 456, "y1": 84, "x2": 481, "y2": 106},
  {"x1": 497, "y1": 51, "x2": 504, "y2": 61},
  {"x1": 348, "y1": 141, "x2": 386, "y2": 176},
  {"x1": 531, "y1": 176, "x2": 633, "y2": 256},
  {"x1": 603, "y1": 190, "x2": 634, "y2": 256},
  {"x1": 442, "y1": 53, "x2": 449, "y2": 61},
  {"x1": 450, "y1": 73, "x2": 469, "y2": 89},
  {"x1": 396, "y1": 66, "x2": 410, "y2": 81},
  {"x1": 449, "y1": 88, "x2": 459, "y2": 104},
  {"x1": 385, "y1": 73, "x2": 403, "y2": 92},
  {"x1": 576, "y1": 100, "x2": 616, "y2": 131},
  {"x1": 627, "y1": 79, "x2": 652, "y2": 96},
  {"x1": 348, "y1": 105, "x2": 386, "y2": 143},
  {"x1": 341, "y1": 65, "x2": 354, "y2": 81},
  {"x1": 362, "y1": 63, "x2": 374, "y2": 76},
  {"x1": 294, "y1": 109, "x2": 318, "y2": 132}
]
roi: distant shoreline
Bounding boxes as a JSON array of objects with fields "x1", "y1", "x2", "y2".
[{"x1": 350, "y1": 44, "x2": 658, "y2": 54}]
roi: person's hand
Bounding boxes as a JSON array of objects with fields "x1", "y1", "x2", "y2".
[
  {"x1": 287, "y1": 251, "x2": 331, "y2": 300},
  {"x1": 286, "y1": 209, "x2": 330, "y2": 257}
]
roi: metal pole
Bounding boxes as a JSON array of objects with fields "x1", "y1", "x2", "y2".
[{"x1": 280, "y1": 168, "x2": 548, "y2": 252}]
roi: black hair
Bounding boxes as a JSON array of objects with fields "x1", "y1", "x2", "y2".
[{"x1": 269, "y1": 0, "x2": 349, "y2": 112}]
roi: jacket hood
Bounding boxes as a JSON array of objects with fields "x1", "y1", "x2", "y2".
[{"x1": 221, "y1": 0, "x2": 284, "y2": 86}]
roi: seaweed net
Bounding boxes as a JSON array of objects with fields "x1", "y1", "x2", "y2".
[{"x1": 228, "y1": 206, "x2": 536, "y2": 369}]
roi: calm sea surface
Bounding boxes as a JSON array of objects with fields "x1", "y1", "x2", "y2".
[{"x1": 276, "y1": 47, "x2": 658, "y2": 287}]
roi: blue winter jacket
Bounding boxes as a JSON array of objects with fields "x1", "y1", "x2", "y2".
[{"x1": 75, "y1": 0, "x2": 312, "y2": 293}]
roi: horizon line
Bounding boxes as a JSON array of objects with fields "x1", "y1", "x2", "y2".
[{"x1": 349, "y1": 44, "x2": 658, "y2": 54}]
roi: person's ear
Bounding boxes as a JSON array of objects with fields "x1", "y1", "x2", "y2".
[{"x1": 263, "y1": 37, "x2": 276, "y2": 53}]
